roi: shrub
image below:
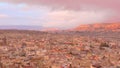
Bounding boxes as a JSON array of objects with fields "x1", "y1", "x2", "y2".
[{"x1": 100, "y1": 42, "x2": 109, "y2": 47}]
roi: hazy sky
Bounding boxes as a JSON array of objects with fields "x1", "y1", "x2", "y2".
[{"x1": 0, "y1": 0, "x2": 120, "y2": 29}]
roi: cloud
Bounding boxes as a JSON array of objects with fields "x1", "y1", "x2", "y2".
[
  {"x1": 0, "y1": 0, "x2": 120, "y2": 10},
  {"x1": 0, "y1": 0, "x2": 119, "y2": 29},
  {"x1": 42, "y1": 9, "x2": 114, "y2": 29},
  {"x1": 0, "y1": 14, "x2": 8, "y2": 18}
]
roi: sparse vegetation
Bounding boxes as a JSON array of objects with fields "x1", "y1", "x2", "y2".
[
  {"x1": 0, "y1": 30, "x2": 119, "y2": 68},
  {"x1": 100, "y1": 42, "x2": 109, "y2": 47}
]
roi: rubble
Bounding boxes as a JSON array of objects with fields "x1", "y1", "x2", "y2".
[{"x1": 0, "y1": 30, "x2": 119, "y2": 68}]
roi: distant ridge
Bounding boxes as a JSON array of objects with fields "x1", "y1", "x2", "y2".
[
  {"x1": 74, "y1": 23, "x2": 120, "y2": 31},
  {"x1": 0, "y1": 23, "x2": 119, "y2": 31},
  {"x1": 0, "y1": 25, "x2": 43, "y2": 30}
]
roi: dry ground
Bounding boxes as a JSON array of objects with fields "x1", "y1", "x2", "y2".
[{"x1": 0, "y1": 30, "x2": 119, "y2": 68}]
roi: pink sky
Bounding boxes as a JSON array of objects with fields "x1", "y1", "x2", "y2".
[{"x1": 0, "y1": 0, "x2": 120, "y2": 29}]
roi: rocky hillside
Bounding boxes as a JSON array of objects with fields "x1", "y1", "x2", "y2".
[{"x1": 74, "y1": 23, "x2": 120, "y2": 31}]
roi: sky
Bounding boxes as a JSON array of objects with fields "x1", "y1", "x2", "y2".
[{"x1": 0, "y1": 0, "x2": 120, "y2": 29}]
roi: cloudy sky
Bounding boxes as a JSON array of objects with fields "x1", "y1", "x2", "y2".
[{"x1": 0, "y1": 0, "x2": 119, "y2": 29}]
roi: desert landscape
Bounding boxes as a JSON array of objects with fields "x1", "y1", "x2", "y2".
[
  {"x1": 0, "y1": 0, "x2": 120, "y2": 68},
  {"x1": 0, "y1": 23, "x2": 119, "y2": 68}
]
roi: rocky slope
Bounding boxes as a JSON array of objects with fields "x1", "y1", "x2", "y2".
[{"x1": 74, "y1": 23, "x2": 120, "y2": 31}]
